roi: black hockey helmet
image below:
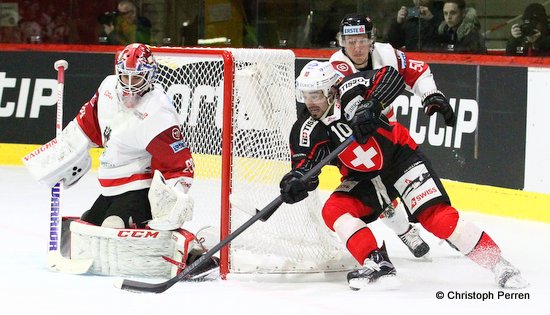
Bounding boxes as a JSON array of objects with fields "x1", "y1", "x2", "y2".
[{"x1": 339, "y1": 14, "x2": 374, "y2": 38}]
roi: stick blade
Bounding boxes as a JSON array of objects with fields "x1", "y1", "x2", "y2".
[
  {"x1": 47, "y1": 251, "x2": 93, "y2": 274},
  {"x1": 114, "y1": 278, "x2": 174, "y2": 294},
  {"x1": 229, "y1": 194, "x2": 259, "y2": 217}
]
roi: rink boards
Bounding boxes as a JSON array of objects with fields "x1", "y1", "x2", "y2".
[{"x1": 1, "y1": 143, "x2": 548, "y2": 223}]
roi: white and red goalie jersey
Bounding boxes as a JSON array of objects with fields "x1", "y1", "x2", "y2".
[
  {"x1": 76, "y1": 75, "x2": 194, "y2": 196},
  {"x1": 329, "y1": 42, "x2": 439, "y2": 121}
]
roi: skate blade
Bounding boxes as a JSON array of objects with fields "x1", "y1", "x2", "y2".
[
  {"x1": 184, "y1": 267, "x2": 220, "y2": 282},
  {"x1": 349, "y1": 275, "x2": 401, "y2": 291},
  {"x1": 418, "y1": 252, "x2": 432, "y2": 262}
]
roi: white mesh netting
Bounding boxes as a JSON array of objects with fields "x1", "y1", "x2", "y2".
[{"x1": 152, "y1": 47, "x2": 358, "y2": 275}]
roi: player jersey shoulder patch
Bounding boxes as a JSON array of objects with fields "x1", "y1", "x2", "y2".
[{"x1": 395, "y1": 50, "x2": 407, "y2": 70}]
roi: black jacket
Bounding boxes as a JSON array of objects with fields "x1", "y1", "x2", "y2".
[{"x1": 385, "y1": 1, "x2": 444, "y2": 51}]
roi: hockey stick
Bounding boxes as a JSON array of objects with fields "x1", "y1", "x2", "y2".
[
  {"x1": 115, "y1": 135, "x2": 356, "y2": 293},
  {"x1": 47, "y1": 60, "x2": 93, "y2": 274}
]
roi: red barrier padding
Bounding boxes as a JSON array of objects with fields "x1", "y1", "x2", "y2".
[{"x1": 1, "y1": 43, "x2": 549, "y2": 68}]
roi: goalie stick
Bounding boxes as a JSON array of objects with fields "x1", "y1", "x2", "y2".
[
  {"x1": 114, "y1": 135, "x2": 355, "y2": 293},
  {"x1": 47, "y1": 60, "x2": 93, "y2": 274}
]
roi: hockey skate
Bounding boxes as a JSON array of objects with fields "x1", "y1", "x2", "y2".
[
  {"x1": 399, "y1": 224, "x2": 430, "y2": 258},
  {"x1": 185, "y1": 250, "x2": 220, "y2": 281},
  {"x1": 347, "y1": 243, "x2": 400, "y2": 290},
  {"x1": 492, "y1": 258, "x2": 529, "y2": 289}
]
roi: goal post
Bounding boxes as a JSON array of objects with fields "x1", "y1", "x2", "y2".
[{"x1": 150, "y1": 46, "x2": 358, "y2": 278}]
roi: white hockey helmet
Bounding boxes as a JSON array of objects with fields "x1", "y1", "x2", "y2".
[
  {"x1": 296, "y1": 60, "x2": 341, "y2": 103},
  {"x1": 115, "y1": 43, "x2": 157, "y2": 99}
]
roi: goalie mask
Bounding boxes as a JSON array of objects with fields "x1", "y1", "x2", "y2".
[
  {"x1": 115, "y1": 43, "x2": 157, "y2": 107},
  {"x1": 337, "y1": 14, "x2": 375, "y2": 47}
]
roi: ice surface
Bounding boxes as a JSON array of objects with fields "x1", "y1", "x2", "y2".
[{"x1": 1, "y1": 166, "x2": 547, "y2": 315}]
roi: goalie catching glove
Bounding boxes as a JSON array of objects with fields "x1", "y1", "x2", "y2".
[
  {"x1": 148, "y1": 170, "x2": 194, "y2": 230},
  {"x1": 279, "y1": 169, "x2": 319, "y2": 204},
  {"x1": 422, "y1": 91, "x2": 456, "y2": 127}
]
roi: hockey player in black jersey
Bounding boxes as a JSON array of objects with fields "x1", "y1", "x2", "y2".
[{"x1": 280, "y1": 60, "x2": 528, "y2": 290}]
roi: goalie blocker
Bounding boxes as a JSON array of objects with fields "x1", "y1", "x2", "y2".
[
  {"x1": 22, "y1": 120, "x2": 92, "y2": 189},
  {"x1": 61, "y1": 217, "x2": 220, "y2": 279}
]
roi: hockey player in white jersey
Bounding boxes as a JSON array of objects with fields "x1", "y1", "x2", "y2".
[
  {"x1": 329, "y1": 14, "x2": 456, "y2": 259},
  {"x1": 23, "y1": 43, "x2": 219, "y2": 279}
]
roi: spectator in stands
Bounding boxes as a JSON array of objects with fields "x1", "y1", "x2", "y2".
[
  {"x1": 98, "y1": 0, "x2": 152, "y2": 45},
  {"x1": 427, "y1": 0, "x2": 485, "y2": 53},
  {"x1": 506, "y1": 3, "x2": 550, "y2": 56},
  {"x1": 385, "y1": 0, "x2": 444, "y2": 51},
  {"x1": 18, "y1": 1, "x2": 45, "y2": 43},
  {"x1": 19, "y1": 20, "x2": 42, "y2": 43}
]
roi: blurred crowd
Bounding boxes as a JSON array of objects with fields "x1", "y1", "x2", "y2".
[{"x1": 0, "y1": 0, "x2": 548, "y2": 56}]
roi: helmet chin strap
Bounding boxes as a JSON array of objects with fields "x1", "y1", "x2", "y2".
[{"x1": 317, "y1": 94, "x2": 336, "y2": 120}]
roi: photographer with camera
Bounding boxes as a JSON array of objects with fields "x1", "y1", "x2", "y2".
[
  {"x1": 98, "y1": 0, "x2": 152, "y2": 45},
  {"x1": 385, "y1": 0, "x2": 444, "y2": 51},
  {"x1": 506, "y1": 3, "x2": 550, "y2": 56}
]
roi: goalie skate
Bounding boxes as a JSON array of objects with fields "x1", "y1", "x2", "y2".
[
  {"x1": 399, "y1": 224, "x2": 430, "y2": 258},
  {"x1": 492, "y1": 258, "x2": 529, "y2": 289},
  {"x1": 186, "y1": 251, "x2": 220, "y2": 281},
  {"x1": 164, "y1": 249, "x2": 220, "y2": 281},
  {"x1": 347, "y1": 243, "x2": 400, "y2": 291}
]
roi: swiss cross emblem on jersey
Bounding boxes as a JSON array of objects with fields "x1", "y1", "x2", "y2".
[{"x1": 338, "y1": 138, "x2": 383, "y2": 171}]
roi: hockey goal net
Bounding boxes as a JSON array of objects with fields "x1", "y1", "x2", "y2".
[{"x1": 150, "y1": 47, "x2": 358, "y2": 278}]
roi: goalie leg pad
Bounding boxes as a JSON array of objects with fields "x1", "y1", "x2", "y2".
[
  {"x1": 69, "y1": 219, "x2": 206, "y2": 278},
  {"x1": 22, "y1": 120, "x2": 91, "y2": 188}
]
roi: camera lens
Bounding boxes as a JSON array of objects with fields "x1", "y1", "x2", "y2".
[{"x1": 520, "y1": 19, "x2": 536, "y2": 36}]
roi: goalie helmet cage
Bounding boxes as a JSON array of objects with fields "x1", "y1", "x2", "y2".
[{"x1": 150, "y1": 46, "x2": 359, "y2": 278}]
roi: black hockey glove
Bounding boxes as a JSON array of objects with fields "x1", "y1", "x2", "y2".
[
  {"x1": 350, "y1": 99, "x2": 381, "y2": 144},
  {"x1": 422, "y1": 92, "x2": 456, "y2": 127},
  {"x1": 279, "y1": 170, "x2": 319, "y2": 204}
]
